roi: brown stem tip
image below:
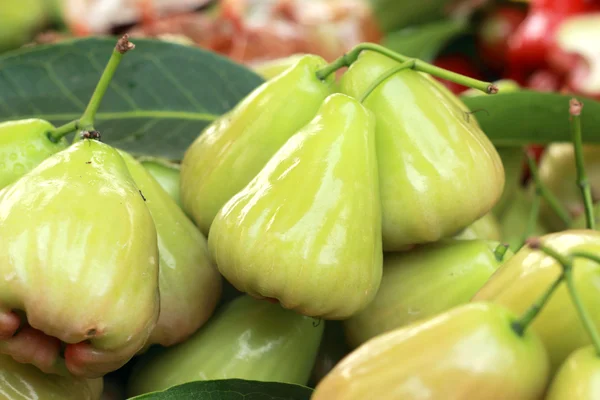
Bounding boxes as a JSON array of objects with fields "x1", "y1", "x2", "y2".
[
  {"x1": 570, "y1": 98, "x2": 583, "y2": 116},
  {"x1": 116, "y1": 34, "x2": 135, "y2": 54},
  {"x1": 526, "y1": 237, "x2": 541, "y2": 249},
  {"x1": 488, "y1": 84, "x2": 499, "y2": 95}
]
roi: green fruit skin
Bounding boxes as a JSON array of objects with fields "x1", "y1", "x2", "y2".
[
  {"x1": 313, "y1": 302, "x2": 549, "y2": 400},
  {"x1": 251, "y1": 54, "x2": 308, "y2": 80},
  {"x1": 127, "y1": 295, "x2": 325, "y2": 396},
  {"x1": 118, "y1": 151, "x2": 222, "y2": 348},
  {"x1": 473, "y1": 230, "x2": 600, "y2": 373},
  {"x1": 0, "y1": 119, "x2": 68, "y2": 190},
  {"x1": 208, "y1": 93, "x2": 382, "y2": 319},
  {"x1": 340, "y1": 50, "x2": 505, "y2": 251},
  {"x1": 0, "y1": 140, "x2": 160, "y2": 378},
  {"x1": 546, "y1": 346, "x2": 600, "y2": 400},
  {"x1": 0, "y1": 0, "x2": 48, "y2": 52},
  {"x1": 0, "y1": 353, "x2": 103, "y2": 400},
  {"x1": 180, "y1": 54, "x2": 335, "y2": 236},
  {"x1": 538, "y1": 144, "x2": 600, "y2": 231},
  {"x1": 139, "y1": 158, "x2": 182, "y2": 208},
  {"x1": 499, "y1": 187, "x2": 549, "y2": 252},
  {"x1": 344, "y1": 239, "x2": 512, "y2": 348},
  {"x1": 454, "y1": 212, "x2": 502, "y2": 241}
]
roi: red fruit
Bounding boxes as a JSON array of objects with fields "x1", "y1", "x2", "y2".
[
  {"x1": 476, "y1": 5, "x2": 527, "y2": 72},
  {"x1": 506, "y1": 0, "x2": 600, "y2": 80},
  {"x1": 432, "y1": 54, "x2": 483, "y2": 95}
]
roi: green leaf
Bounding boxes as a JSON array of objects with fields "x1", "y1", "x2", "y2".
[
  {"x1": 368, "y1": 0, "x2": 458, "y2": 33},
  {"x1": 128, "y1": 379, "x2": 313, "y2": 400},
  {"x1": 461, "y1": 91, "x2": 600, "y2": 146},
  {"x1": 0, "y1": 37, "x2": 265, "y2": 160},
  {"x1": 382, "y1": 19, "x2": 469, "y2": 62}
]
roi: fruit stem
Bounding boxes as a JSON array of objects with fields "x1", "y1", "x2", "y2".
[
  {"x1": 358, "y1": 60, "x2": 415, "y2": 103},
  {"x1": 525, "y1": 149, "x2": 572, "y2": 227},
  {"x1": 493, "y1": 243, "x2": 510, "y2": 262},
  {"x1": 569, "y1": 98, "x2": 595, "y2": 230},
  {"x1": 315, "y1": 43, "x2": 497, "y2": 94},
  {"x1": 530, "y1": 243, "x2": 600, "y2": 357},
  {"x1": 518, "y1": 190, "x2": 541, "y2": 250},
  {"x1": 49, "y1": 34, "x2": 135, "y2": 143}
]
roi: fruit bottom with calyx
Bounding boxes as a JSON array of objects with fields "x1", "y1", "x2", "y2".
[{"x1": 2, "y1": 27, "x2": 600, "y2": 400}]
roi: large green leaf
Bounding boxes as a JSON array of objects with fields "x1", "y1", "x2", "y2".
[
  {"x1": 462, "y1": 91, "x2": 600, "y2": 146},
  {"x1": 382, "y1": 19, "x2": 469, "y2": 62},
  {"x1": 0, "y1": 37, "x2": 265, "y2": 160},
  {"x1": 128, "y1": 379, "x2": 313, "y2": 400}
]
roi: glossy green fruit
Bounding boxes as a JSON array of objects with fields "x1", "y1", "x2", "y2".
[
  {"x1": 139, "y1": 157, "x2": 182, "y2": 207},
  {"x1": 340, "y1": 50, "x2": 505, "y2": 250},
  {"x1": 313, "y1": 302, "x2": 549, "y2": 400},
  {"x1": 454, "y1": 212, "x2": 502, "y2": 241},
  {"x1": 344, "y1": 239, "x2": 512, "y2": 348},
  {"x1": 493, "y1": 146, "x2": 525, "y2": 217},
  {"x1": 499, "y1": 187, "x2": 549, "y2": 252},
  {"x1": 251, "y1": 54, "x2": 307, "y2": 80},
  {"x1": 538, "y1": 144, "x2": 600, "y2": 231},
  {"x1": 0, "y1": 119, "x2": 68, "y2": 190},
  {"x1": 0, "y1": 140, "x2": 160, "y2": 378},
  {"x1": 0, "y1": 353, "x2": 103, "y2": 400},
  {"x1": 546, "y1": 346, "x2": 600, "y2": 400},
  {"x1": 127, "y1": 295, "x2": 324, "y2": 396},
  {"x1": 0, "y1": 0, "x2": 48, "y2": 52},
  {"x1": 461, "y1": 80, "x2": 523, "y2": 218},
  {"x1": 208, "y1": 93, "x2": 382, "y2": 319},
  {"x1": 118, "y1": 151, "x2": 222, "y2": 348},
  {"x1": 473, "y1": 230, "x2": 600, "y2": 372},
  {"x1": 180, "y1": 54, "x2": 334, "y2": 235}
]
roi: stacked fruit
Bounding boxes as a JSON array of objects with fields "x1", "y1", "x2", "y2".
[{"x1": 3, "y1": 33, "x2": 600, "y2": 400}]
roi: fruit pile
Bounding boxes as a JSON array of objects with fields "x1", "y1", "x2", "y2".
[{"x1": 2, "y1": 32, "x2": 600, "y2": 400}]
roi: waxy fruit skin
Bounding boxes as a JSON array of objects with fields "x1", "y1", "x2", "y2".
[
  {"x1": 127, "y1": 295, "x2": 324, "y2": 396},
  {"x1": 0, "y1": 353, "x2": 103, "y2": 400},
  {"x1": 473, "y1": 230, "x2": 600, "y2": 372},
  {"x1": 119, "y1": 151, "x2": 222, "y2": 348},
  {"x1": 344, "y1": 239, "x2": 511, "y2": 348},
  {"x1": 340, "y1": 51, "x2": 505, "y2": 251},
  {"x1": 0, "y1": 119, "x2": 68, "y2": 190},
  {"x1": 251, "y1": 54, "x2": 307, "y2": 80},
  {"x1": 538, "y1": 144, "x2": 600, "y2": 231},
  {"x1": 313, "y1": 302, "x2": 549, "y2": 400},
  {"x1": 0, "y1": 140, "x2": 160, "y2": 378},
  {"x1": 180, "y1": 54, "x2": 334, "y2": 236},
  {"x1": 140, "y1": 158, "x2": 182, "y2": 208},
  {"x1": 454, "y1": 212, "x2": 502, "y2": 241},
  {"x1": 208, "y1": 93, "x2": 382, "y2": 319},
  {"x1": 546, "y1": 346, "x2": 600, "y2": 400},
  {"x1": 0, "y1": 0, "x2": 48, "y2": 52}
]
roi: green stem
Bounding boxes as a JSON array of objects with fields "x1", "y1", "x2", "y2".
[
  {"x1": 48, "y1": 35, "x2": 135, "y2": 144},
  {"x1": 315, "y1": 43, "x2": 497, "y2": 94},
  {"x1": 47, "y1": 120, "x2": 78, "y2": 142},
  {"x1": 526, "y1": 150, "x2": 572, "y2": 226},
  {"x1": 565, "y1": 265, "x2": 600, "y2": 356},
  {"x1": 528, "y1": 242, "x2": 600, "y2": 357},
  {"x1": 358, "y1": 60, "x2": 415, "y2": 103},
  {"x1": 517, "y1": 191, "x2": 541, "y2": 250},
  {"x1": 493, "y1": 243, "x2": 510, "y2": 262},
  {"x1": 511, "y1": 270, "x2": 563, "y2": 336},
  {"x1": 569, "y1": 98, "x2": 596, "y2": 230},
  {"x1": 570, "y1": 250, "x2": 600, "y2": 266}
]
